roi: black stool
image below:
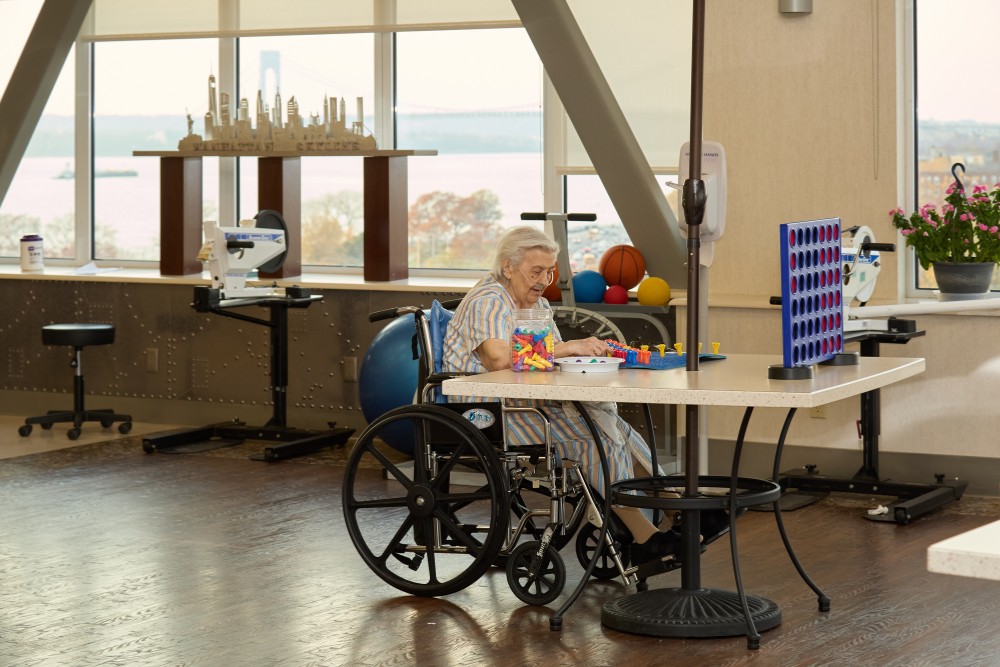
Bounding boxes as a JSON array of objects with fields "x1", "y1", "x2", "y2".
[{"x1": 18, "y1": 323, "x2": 133, "y2": 440}]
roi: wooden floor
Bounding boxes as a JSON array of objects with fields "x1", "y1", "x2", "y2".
[{"x1": 2, "y1": 430, "x2": 1000, "y2": 667}]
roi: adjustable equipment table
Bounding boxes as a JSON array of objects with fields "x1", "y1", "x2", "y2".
[{"x1": 143, "y1": 286, "x2": 353, "y2": 461}]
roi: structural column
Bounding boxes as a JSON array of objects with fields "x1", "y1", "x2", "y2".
[
  {"x1": 159, "y1": 156, "x2": 204, "y2": 276},
  {"x1": 363, "y1": 156, "x2": 409, "y2": 281},
  {"x1": 258, "y1": 156, "x2": 302, "y2": 279}
]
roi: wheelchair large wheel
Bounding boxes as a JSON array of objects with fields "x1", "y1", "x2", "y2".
[
  {"x1": 506, "y1": 540, "x2": 566, "y2": 606},
  {"x1": 343, "y1": 404, "x2": 509, "y2": 597}
]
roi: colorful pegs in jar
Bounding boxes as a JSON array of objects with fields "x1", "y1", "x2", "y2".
[{"x1": 510, "y1": 308, "x2": 555, "y2": 372}]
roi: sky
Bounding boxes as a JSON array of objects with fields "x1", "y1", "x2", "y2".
[{"x1": 916, "y1": 0, "x2": 1000, "y2": 123}]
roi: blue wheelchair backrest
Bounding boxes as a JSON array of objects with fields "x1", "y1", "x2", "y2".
[{"x1": 428, "y1": 299, "x2": 454, "y2": 374}]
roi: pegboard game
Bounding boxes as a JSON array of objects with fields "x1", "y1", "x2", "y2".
[{"x1": 778, "y1": 218, "x2": 844, "y2": 370}]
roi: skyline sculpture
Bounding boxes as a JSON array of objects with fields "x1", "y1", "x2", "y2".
[{"x1": 178, "y1": 74, "x2": 377, "y2": 153}]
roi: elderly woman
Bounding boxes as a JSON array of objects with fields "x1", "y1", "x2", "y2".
[{"x1": 443, "y1": 226, "x2": 724, "y2": 565}]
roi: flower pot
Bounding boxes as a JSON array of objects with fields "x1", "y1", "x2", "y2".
[{"x1": 931, "y1": 261, "x2": 996, "y2": 299}]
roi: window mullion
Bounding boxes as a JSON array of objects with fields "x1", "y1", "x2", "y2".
[{"x1": 75, "y1": 40, "x2": 92, "y2": 263}]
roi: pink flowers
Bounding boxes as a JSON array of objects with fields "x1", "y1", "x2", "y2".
[{"x1": 891, "y1": 175, "x2": 1000, "y2": 269}]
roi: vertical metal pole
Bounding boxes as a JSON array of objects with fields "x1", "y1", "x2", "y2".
[{"x1": 681, "y1": 0, "x2": 707, "y2": 591}]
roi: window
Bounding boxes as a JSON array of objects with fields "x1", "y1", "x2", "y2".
[
  {"x1": 914, "y1": 0, "x2": 1000, "y2": 290},
  {"x1": 9, "y1": 6, "x2": 681, "y2": 274},
  {"x1": 396, "y1": 29, "x2": 544, "y2": 271},
  {"x1": 0, "y1": 1, "x2": 76, "y2": 260},
  {"x1": 564, "y1": 175, "x2": 677, "y2": 275},
  {"x1": 93, "y1": 39, "x2": 219, "y2": 261},
  {"x1": 238, "y1": 34, "x2": 374, "y2": 268}
]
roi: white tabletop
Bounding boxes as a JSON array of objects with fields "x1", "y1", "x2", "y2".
[
  {"x1": 928, "y1": 519, "x2": 1000, "y2": 581},
  {"x1": 441, "y1": 354, "x2": 925, "y2": 408}
]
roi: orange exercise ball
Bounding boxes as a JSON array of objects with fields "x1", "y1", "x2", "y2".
[
  {"x1": 542, "y1": 265, "x2": 562, "y2": 302},
  {"x1": 599, "y1": 245, "x2": 647, "y2": 290}
]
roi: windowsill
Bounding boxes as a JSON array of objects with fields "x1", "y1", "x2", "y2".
[
  {"x1": 7, "y1": 267, "x2": 998, "y2": 316},
  {"x1": 0, "y1": 264, "x2": 479, "y2": 293},
  {"x1": 671, "y1": 292, "x2": 1000, "y2": 317}
]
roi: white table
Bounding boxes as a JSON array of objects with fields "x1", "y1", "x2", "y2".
[
  {"x1": 443, "y1": 353, "x2": 925, "y2": 643},
  {"x1": 442, "y1": 354, "x2": 925, "y2": 408},
  {"x1": 928, "y1": 519, "x2": 1000, "y2": 581}
]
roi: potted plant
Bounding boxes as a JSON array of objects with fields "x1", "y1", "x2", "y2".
[{"x1": 890, "y1": 176, "x2": 1000, "y2": 296}]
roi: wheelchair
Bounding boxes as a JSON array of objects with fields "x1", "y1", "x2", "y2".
[{"x1": 342, "y1": 300, "x2": 668, "y2": 612}]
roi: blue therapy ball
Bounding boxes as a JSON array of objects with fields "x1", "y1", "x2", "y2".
[
  {"x1": 359, "y1": 313, "x2": 419, "y2": 455},
  {"x1": 573, "y1": 270, "x2": 608, "y2": 303}
]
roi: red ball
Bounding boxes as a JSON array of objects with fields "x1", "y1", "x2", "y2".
[
  {"x1": 604, "y1": 285, "x2": 629, "y2": 304},
  {"x1": 599, "y1": 245, "x2": 646, "y2": 290}
]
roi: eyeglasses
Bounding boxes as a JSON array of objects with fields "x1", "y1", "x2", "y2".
[{"x1": 518, "y1": 265, "x2": 556, "y2": 286}]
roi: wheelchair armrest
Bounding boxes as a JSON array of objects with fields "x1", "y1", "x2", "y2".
[{"x1": 425, "y1": 371, "x2": 480, "y2": 386}]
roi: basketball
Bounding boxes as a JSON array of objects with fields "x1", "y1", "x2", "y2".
[
  {"x1": 637, "y1": 277, "x2": 671, "y2": 306},
  {"x1": 599, "y1": 245, "x2": 646, "y2": 290},
  {"x1": 604, "y1": 285, "x2": 629, "y2": 304}
]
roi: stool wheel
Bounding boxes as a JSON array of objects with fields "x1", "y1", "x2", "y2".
[
  {"x1": 67, "y1": 428, "x2": 81, "y2": 440},
  {"x1": 118, "y1": 422, "x2": 132, "y2": 434},
  {"x1": 41, "y1": 422, "x2": 53, "y2": 430},
  {"x1": 18, "y1": 425, "x2": 32, "y2": 437},
  {"x1": 100, "y1": 418, "x2": 113, "y2": 428}
]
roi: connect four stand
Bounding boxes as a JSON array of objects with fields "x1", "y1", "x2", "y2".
[{"x1": 769, "y1": 217, "x2": 856, "y2": 380}]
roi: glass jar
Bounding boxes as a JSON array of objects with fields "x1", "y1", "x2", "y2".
[{"x1": 510, "y1": 308, "x2": 555, "y2": 372}]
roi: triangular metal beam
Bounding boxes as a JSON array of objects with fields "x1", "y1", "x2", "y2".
[
  {"x1": 0, "y1": 0, "x2": 92, "y2": 207},
  {"x1": 512, "y1": 0, "x2": 687, "y2": 288}
]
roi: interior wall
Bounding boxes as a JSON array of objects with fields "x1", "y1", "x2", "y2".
[
  {"x1": 687, "y1": 0, "x2": 1000, "y2": 467},
  {"x1": 703, "y1": 0, "x2": 899, "y2": 302},
  {"x1": 0, "y1": 280, "x2": 464, "y2": 435}
]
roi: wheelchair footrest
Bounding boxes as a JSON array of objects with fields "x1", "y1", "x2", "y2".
[{"x1": 635, "y1": 555, "x2": 682, "y2": 580}]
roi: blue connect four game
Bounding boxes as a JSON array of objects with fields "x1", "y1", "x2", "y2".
[{"x1": 775, "y1": 218, "x2": 845, "y2": 376}]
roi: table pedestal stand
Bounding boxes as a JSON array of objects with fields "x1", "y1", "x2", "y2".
[{"x1": 602, "y1": 407, "x2": 830, "y2": 648}]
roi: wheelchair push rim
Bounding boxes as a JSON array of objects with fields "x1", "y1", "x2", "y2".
[{"x1": 342, "y1": 404, "x2": 509, "y2": 597}]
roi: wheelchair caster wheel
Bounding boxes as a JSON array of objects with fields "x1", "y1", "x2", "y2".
[
  {"x1": 575, "y1": 522, "x2": 625, "y2": 580},
  {"x1": 506, "y1": 540, "x2": 565, "y2": 606},
  {"x1": 18, "y1": 424, "x2": 32, "y2": 437},
  {"x1": 67, "y1": 428, "x2": 81, "y2": 440},
  {"x1": 118, "y1": 422, "x2": 132, "y2": 434}
]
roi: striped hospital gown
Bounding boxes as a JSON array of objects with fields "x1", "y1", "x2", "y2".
[{"x1": 442, "y1": 275, "x2": 655, "y2": 493}]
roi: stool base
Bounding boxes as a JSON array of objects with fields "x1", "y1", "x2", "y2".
[{"x1": 20, "y1": 408, "x2": 133, "y2": 440}]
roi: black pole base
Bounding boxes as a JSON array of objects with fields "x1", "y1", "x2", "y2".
[
  {"x1": 820, "y1": 352, "x2": 860, "y2": 366},
  {"x1": 602, "y1": 587, "x2": 781, "y2": 639},
  {"x1": 768, "y1": 364, "x2": 814, "y2": 380}
]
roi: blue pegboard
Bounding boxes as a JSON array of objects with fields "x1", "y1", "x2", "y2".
[
  {"x1": 604, "y1": 340, "x2": 726, "y2": 369},
  {"x1": 778, "y1": 218, "x2": 844, "y2": 369}
]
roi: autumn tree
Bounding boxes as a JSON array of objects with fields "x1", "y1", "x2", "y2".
[
  {"x1": 408, "y1": 189, "x2": 504, "y2": 269},
  {"x1": 300, "y1": 190, "x2": 364, "y2": 266}
]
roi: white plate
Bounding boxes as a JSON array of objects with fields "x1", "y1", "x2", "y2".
[{"x1": 555, "y1": 357, "x2": 624, "y2": 373}]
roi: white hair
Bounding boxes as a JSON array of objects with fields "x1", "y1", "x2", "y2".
[{"x1": 490, "y1": 226, "x2": 560, "y2": 282}]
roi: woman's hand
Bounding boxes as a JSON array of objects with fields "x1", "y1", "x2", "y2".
[{"x1": 555, "y1": 337, "x2": 610, "y2": 359}]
